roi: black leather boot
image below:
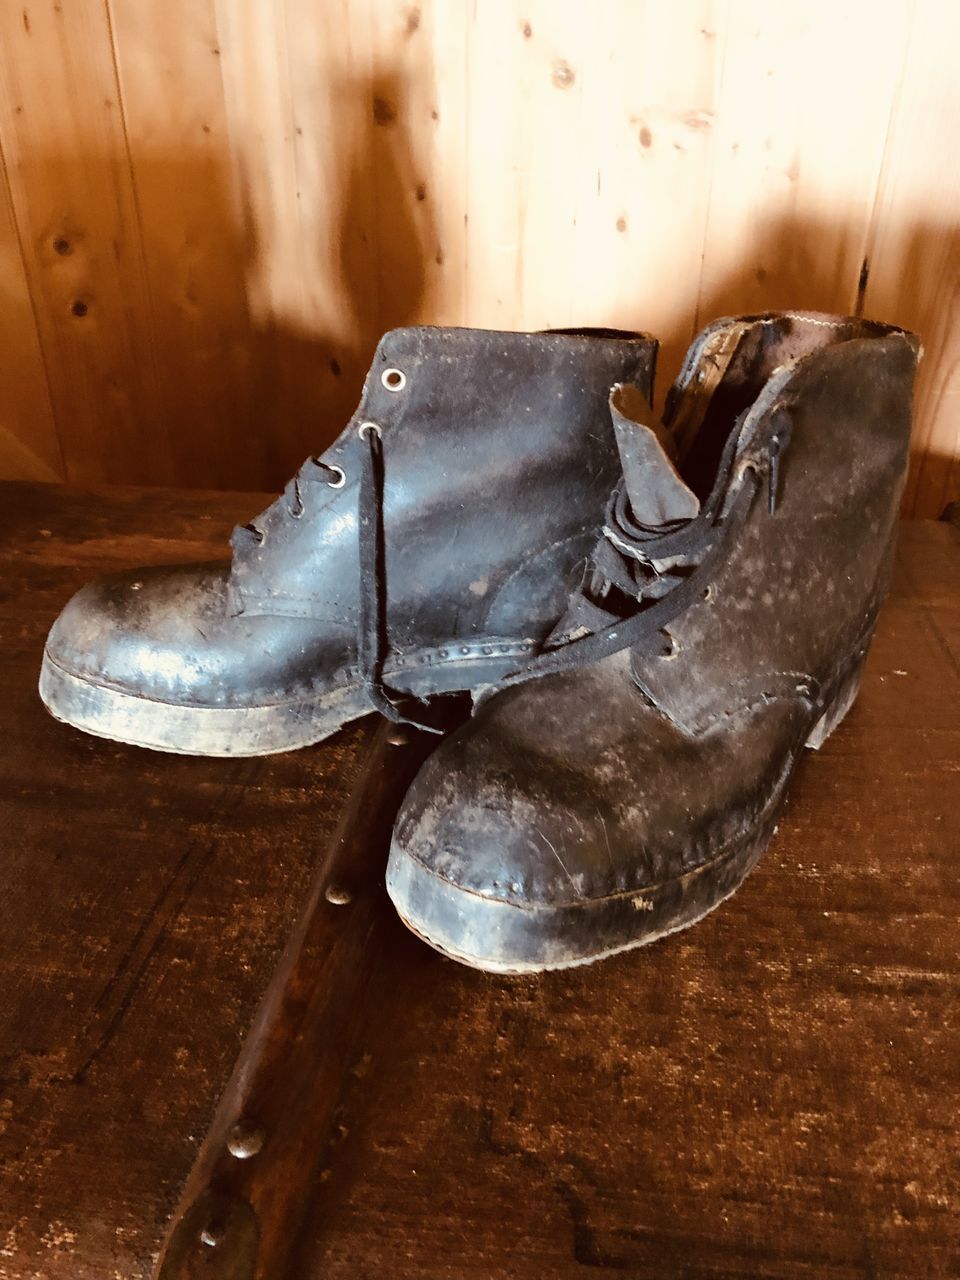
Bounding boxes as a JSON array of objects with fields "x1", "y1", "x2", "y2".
[
  {"x1": 387, "y1": 313, "x2": 920, "y2": 971},
  {"x1": 39, "y1": 326, "x2": 655, "y2": 756}
]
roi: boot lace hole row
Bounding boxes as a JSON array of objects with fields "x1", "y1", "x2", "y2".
[
  {"x1": 358, "y1": 421, "x2": 383, "y2": 441},
  {"x1": 381, "y1": 367, "x2": 406, "y2": 392}
]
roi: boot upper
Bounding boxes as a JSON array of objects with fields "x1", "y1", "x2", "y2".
[
  {"x1": 44, "y1": 326, "x2": 655, "y2": 712},
  {"x1": 391, "y1": 313, "x2": 920, "y2": 910}
]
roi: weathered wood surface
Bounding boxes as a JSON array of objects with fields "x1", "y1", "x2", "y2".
[
  {"x1": 154, "y1": 720, "x2": 442, "y2": 1280},
  {"x1": 289, "y1": 520, "x2": 960, "y2": 1280},
  {"x1": 0, "y1": 483, "x2": 958, "y2": 1279},
  {"x1": 0, "y1": 480, "x2": 375, "y2": 1279}
]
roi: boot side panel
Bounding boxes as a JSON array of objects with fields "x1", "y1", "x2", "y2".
[{"x1": 631, "y1": 333, "x2": 919, "y2": 734}]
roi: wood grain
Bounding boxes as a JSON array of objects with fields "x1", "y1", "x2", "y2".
[
  {"x1": 0, "y1": 480, "x2": 371, "y2": 1278},
  {"x1": 287, "y1": 523, "x2": 960, "y2": 1280},
  {"x1": 0, "y1": 0, "x2": 168, "y2": 485},
  {"x1": 0, "y1": 2, "x2": 959, "y2": 506},
  {"x1": 862, "y1": 0, "x2": 960, "y2": 521},
  {"x1": 0, "y1": 480, "x2": 956, "y2": 1279}
]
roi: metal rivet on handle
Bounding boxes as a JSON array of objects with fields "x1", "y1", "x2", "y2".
[
  {"x1": 325, "y1": 883, "x2": 353, "y2": 906},
  {"x1": 226, "y1": 1123, "x2": 265, "y2": 1160}
]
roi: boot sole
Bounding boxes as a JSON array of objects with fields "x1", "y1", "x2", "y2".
[
  {"x1": 38, "y1": 647, "x2": 521, "y2": 757},
  {"x1": 386, "y1": 649, "x2": 868, "y2": 972}
]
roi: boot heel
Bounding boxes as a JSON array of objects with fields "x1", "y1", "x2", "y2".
[{"x1": 805, "y1": 648, "x2": 869, "y2": 750}]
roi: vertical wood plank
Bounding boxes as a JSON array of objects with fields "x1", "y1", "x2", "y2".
[
  {"x1": 213, "y1": 0, "x2": 380, "y2": 479},
  {"x1": 107, "y1": 0, "x2": 267, "y2": 490},
  {"x1": 464, "y1": 0, "x2": 585, "y2": 332},
  {"x1": 695, "y1": 1, "x2": 908, "y2": 328},
  {"x1": 364, "y1": 0, "x2": 469, "y2": 332},
  {"x1": 569, "y1": 0, "x2": 727, "y2": 397},
  {"x1": 0, "y1": 142, "x2": 62, "y2": 480},
  {"x1": 0, "y1": 0, "x2": 957, "y2": 501},
  {"x1": 863, "y1": 1, "x2": 960, "y2": 518},
  {"x1": 462, "y1": 0, "x2": 725, "y2": 400},
  {"x1": 0, "y1": 0, "x2": 168, "y2": 485}
]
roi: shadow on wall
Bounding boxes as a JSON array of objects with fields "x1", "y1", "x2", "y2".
[
  {"x1": 32, "y1": 88, "x2": 958, "y2": 516},
  {"x1": 233, "y1": 67, "x2": 439, "y2": 489},
  {"x1": 645, "y1": 210, "x2": 959, "y2": 518},
  {"x1": 33, "y1": 66, "x2": 435, "y2": 495}
]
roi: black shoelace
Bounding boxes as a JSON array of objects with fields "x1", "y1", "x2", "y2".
[
  {"x1": 358, "y1": 426, "x2": 446, "y2": 733},
  {"x1": 488, "y1": 411, "x2": 791, "y2": 692},
  {"x1": 354, "y1": 410, "x2": 790, "y2": 723}
]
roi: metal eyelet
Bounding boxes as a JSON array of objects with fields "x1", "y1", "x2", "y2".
[
  {"x1": 381, "y1": 368, "x2": 406, "y2": 392},
  {"x1": 324, "y1": 464, "x2": 346, "y2": 488},
  {"x1": 702, "y1": 584, "x2": 715, "y2": 603},
  {"x1": 358, "y1": 421, "x2": 383, "y2": 440},
  {"x1": 661, "y1": 634, "x2": 681, "y2": 660}
]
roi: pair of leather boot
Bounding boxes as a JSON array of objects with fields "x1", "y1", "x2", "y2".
[{"x1": 41, "y1": 314, "x2": 919, "y2": 971}]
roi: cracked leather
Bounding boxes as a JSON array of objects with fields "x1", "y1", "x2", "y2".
[
  {"x1": 45, "y1": 326, "x2": 655, "y2": 709},
  {"x1": 392, "y1": 314, "x2": 920, "y2": 919}
]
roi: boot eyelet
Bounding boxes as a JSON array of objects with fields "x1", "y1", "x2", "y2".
[
  {"x1": 358, "y1": 421, "x2": 383, "y2": 441},
  {"x1": 702, "y1": 584, "x2": 715, "y2": 603},
  {"x1": 661, "y1": 634, "x2": 681, "y2": 660},
  {"x1": 325, "y1": 464, "x2": 346, "y2": 489},
  {"x1": 381, "y1": 368, "x2": 406, "y2": 392}
]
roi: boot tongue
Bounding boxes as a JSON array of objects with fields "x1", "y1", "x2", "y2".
[
  {"x1": 543, "y1": 388, "x2": 700, "y2": 648},
  {"x1": 609, "y1": 384, "x2": 699, "y2": 525}
]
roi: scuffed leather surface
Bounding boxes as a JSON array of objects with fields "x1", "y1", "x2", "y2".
[
  {"x1": 393, "y1": 649, "x2": 805, "y2": 905},
  {"x1": 47, "y1": 326, "x2": 654, "y2": 707},
  {"x1": 45, "y1": 565, "x2": 353, "y2": 707},
  {"x1": 232, "y1": 326, "x2": 655, "y2": 650},
  {"x1": 634, "y1": 328, "x2": 919, "y2": 733},
  {"x1": 394, "y1": 317, "x2": 919, "y2": 910}
]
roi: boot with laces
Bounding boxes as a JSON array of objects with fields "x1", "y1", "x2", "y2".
[
  {"x1": 40, "y1": 326, "x2": 655, "y2": 756},
  {"x1": 386, "y1": 312, "x2": 920, "y2": 971}
]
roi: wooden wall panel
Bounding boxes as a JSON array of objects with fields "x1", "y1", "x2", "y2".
[
  {"x1": 0, "y1": 0, "x2": 167, "y2": 485},
  {"x1": 0, "y1": 0, "x2": 957, "y2": 513},
  {"x1": 107, "y1": 0, "x2": 266, "y2": 490},
  {"x1": 0, "y1": 139, "x2": 61, "y2": 481},
  {"x1": 695, "y1": 0, "x2": 909, "y2": 323},
  {"x1": 862, "y1": 0, "x2": 960, "y2": 519}
]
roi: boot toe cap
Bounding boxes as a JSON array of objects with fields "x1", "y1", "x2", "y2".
[{"x1": 44, "y1": 564, "x2": 250, "y2": 705}]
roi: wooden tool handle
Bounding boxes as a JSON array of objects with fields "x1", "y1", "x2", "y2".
[{"x1": 154, "y1": 721, "x2": 435, "y2": 1280}]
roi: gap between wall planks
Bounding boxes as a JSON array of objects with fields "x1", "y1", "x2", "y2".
[{"x1": 0, "y1": 0, "x2": 955, "y2": 515}]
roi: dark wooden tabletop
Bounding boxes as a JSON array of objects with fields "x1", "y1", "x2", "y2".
[{"x1": 0, "y1": 481, "x2": 958, "y2": 1280}]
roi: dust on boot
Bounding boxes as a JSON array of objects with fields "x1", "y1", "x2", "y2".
[
  {"x1": 39, "y1": 326, "x2": 655, "y2": 756},
  {"x1": 387, "y1": 312, "x2": 920, "y2": 971}
]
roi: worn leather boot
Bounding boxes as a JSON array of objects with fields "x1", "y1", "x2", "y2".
[
  {"x1": 387, "y1": 312, "x2": 920, "y2": 971},
  {"x1": 39, "y1": 326, "x2": 655, "y2": 756}
]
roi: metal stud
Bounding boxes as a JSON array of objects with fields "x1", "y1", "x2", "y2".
[
  {"x1": 226, "y1": 1123, "x2": 265, "y2": 1160},
  {"x1": 325, "y1": 883, "x2": 353, "y2": 906}
]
